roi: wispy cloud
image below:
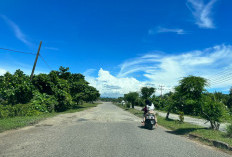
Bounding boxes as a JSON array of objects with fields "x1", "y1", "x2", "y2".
[
  {"x1": 119, "y1": 44, "x2": 232, "y2": 91},
  {"x1": 84, "y1": 69, "x2": 96, "y2": 76},
  {"x1": 44, "y1": 47, "x2": 59, "y2": 51},
  {"x1": 186, "y1": 0, "x2": 217, "y2": 29},
  {"x1": 0, "y1": 14, "x2": 32, "y2": 46},
  {"x1": 87, "y1": 44, "x2": 232, "y2": 97},
  {"x1": 149, "y1": 27, "x2": 186, "y2": 35}
]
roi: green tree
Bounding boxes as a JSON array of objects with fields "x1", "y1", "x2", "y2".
[
  {"x1": 213, "y1": 92, "x2": 229, "y2": 106},
  {"x1": 201, "y1": 94, "x2": 228, "y2": 130},
  {"x1": 227, "y1": 87, "x2": 232, "y2": 112},
  {"x1": 124, "y1": 92, "x2": 139, "y2": 108},
  {"x1": 141, "y1": 87, "x2": 155, "y2": 100},
  {"x1": 32, "y1": 74, "x2": 54, "y2": 95},
  {"x1": 0, "y1": 70, "x2": 34, "y2": 105},
  {"x1": 163, "y1": 92, "x2": 177, "y2": 119},
  {"x1": 174, "y1": 75, "x2": 208, "y2": 115},
  {"x1": 0, "y1": 67, "x2": 100, "y2": 116}
]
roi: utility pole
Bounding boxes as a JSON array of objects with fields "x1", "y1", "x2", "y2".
[
  {"x1": 30, "y1": 41, "x2": 42, "y2": 81},
  {"x1": 159, "y1": 85, "x2": 165, "y2": 96}
]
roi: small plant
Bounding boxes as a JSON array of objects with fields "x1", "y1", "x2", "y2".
[
  {"x1": 179, "y1": 111, "x2": 184, "y2": 123},
  {"x1": 0, "y1": 105, "x2": 15, "y2": 118},
  {"x1": 126, "y1": 103, "x2": 130, "y2": 108},
  {"x1": 226, "y1": 123, "x2": 232, "y2": 138}
]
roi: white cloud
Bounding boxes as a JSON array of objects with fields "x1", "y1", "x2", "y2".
[
  {"x1": 120, "y1": 44, "x2": 232, "y2": 92},
  {"x1": 86, "y1": 44, "x2": 231, "y2": 97},
  {"x1": 84, "y1": 69, "x2": 96, "y2": 76},
  {"x1": 86, "y1": 68, "x2": 149, "y2": 98},
  {"x1": 149, "y1": 27, "x2": 186, "y2": 35},
  {"x1": 186, "y1": 0, "x2": 217, "y2": 29},
  {"x1": 0, "y1": 15, "x2": 32, "y2": 46},
  {"x1": 0, "y1": 68, "x2": 7, "y2": 75}
]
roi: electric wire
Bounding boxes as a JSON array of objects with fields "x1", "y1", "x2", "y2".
[
  {"x1": 0, "y1": 47, "x2": 36, "y2": 55},
  {"x1": 0, "y1": 47, "x2": 52, "y2": 70},
  {"x1": 39, "y1": 54, "x2": 52, "y2": 70}
]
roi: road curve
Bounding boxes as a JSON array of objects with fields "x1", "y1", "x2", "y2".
[{"x1": 0, "y1": 102, "x2": 230, "y2": 157}]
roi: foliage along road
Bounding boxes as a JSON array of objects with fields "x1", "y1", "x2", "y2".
[
  {"x1": 134, "y1": 106, "x2": 228, "y2": 132},
  {"x1": 0, "y1": 102, "x2": 230, "y2": 157}
]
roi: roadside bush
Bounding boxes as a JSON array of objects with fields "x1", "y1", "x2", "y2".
[
  {"x1": 0, "y1": 103, "x2": 42, "y2": 118},
  {"x1": 0, "y1": 70, "x2": 34, "y2": 105},
  {"x1": 201, "y1": 94, "x2": 228, "y2": 130},
  {"x1": 14, "y1": 103, "x2": 42, "y2": 116},
  {"x1": 0, "y1": 105, "x2": 15, "y2": 118},
  {"x1": 126, "y1": 103, "x2": 130, "y2": 108},
  {"x1": 226, "y1": 123, "x2": 232, "y2": 138},
  {"x1": 54, "y1": 89, "x2": 73, "y2": 112},
  {"x1": 32, "y1": 74, "x2": 54, "y2": 95},
  {"x1": 73, "y1": 92, "x2": 86, "y2": 105},
  {"x1": 135, "y1": 98, "x2": 144, "y2": 107},
  {"x1": 0, "y1": 67, "x2": 100, "y2": 118},
  {"x1": 179, "y1": 111, "x2": 184, "y2": 123},
  {"x1": 31, "y1": 92, "x2": 58, "y2": 113}
]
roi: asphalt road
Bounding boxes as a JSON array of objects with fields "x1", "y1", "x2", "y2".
[{"x1": 0, "y1": 102, "x2": 230, "y2": 157}]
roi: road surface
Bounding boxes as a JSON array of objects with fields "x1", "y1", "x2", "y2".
[{"x1": 0, "y1": 102, "x2": 230, "y2": 157}]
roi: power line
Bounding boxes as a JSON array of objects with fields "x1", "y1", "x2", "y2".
[
  {"x1": 210, "y1": 76, "x2": 232, "y2": 84},
  {"x1": 211, "y1": 67, "x2": 232, "y2": 78},
  {"x1": 209, "y1": 71, "x2": 232, "y2": 81},
  {"x1": 39, "y1": 54, "x2": 52, "y2": 70},
  {"x1": 209, "y1": 77, "x2": 232, "y2": 85},
  {"x1": 209, "y1": 72, "x2": 232, "y2": 83},
  {"x1": 206, "y1": 67, "x2": 232, "y2": 81},
  {"x1": 0, "y1": 46, "x2": 52, "y2": 71},
  {"x1": 0, "y1": 47, "x2": 36, "y2": 55}
]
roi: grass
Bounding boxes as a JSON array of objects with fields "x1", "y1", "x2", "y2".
[
  {"x1": 116, "y1": 103, "x2": 232, "y2": 147},
  {"x1": 0, "y1": 103, "x2": 98, "y2": 133}
]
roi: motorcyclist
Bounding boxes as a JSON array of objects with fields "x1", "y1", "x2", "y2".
[{"x1": 141, "y1": 100, "x2": 157, "y2": 126}]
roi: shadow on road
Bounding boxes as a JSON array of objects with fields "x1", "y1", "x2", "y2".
[
  {"x1": 138, "y1": 125, "x2": 146, "y2": 129},
  {"x1": 137, "y1": 126, "x2": 156, "y2": 130},
  {"x1": 165, "y1": 128, "x2": 208, "y2": 135}
]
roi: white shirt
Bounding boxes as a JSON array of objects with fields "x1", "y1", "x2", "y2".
[{"x1": 146, "y1": 103, "x2": 155, "y2": 111}]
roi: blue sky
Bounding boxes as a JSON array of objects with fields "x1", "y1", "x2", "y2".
[{"x1": 0, "y1": 0, "x2": 232, "y2": 97}]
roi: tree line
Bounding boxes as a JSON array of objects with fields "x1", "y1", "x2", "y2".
[
  {"x1": 119, "y1": 76, "x2": 232, "y2": 131},
  {"x1": 0, "y1": 66, "x2": 100, "y2": 118}
]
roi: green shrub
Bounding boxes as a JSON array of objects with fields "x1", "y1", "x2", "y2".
[
  {"x1": 0, "y1": 103, "x2": 43, "y2": 118},
  {"x1": 31, "y1": 91, "x2": 58, "y2": 113},
  {"x1": 201, "y1": 94, "x2": 228, "y2": 130},
  {"x1": 126, "y1": 103, "x2": 130, "y2": 108},
  {"x1": 0, "y1": 70, "x2": 34, "y2": 105},
  {"x1": 0, "y1": 67, "x2": 100, "y2": 116},
  {"x1": 179, "y1": 111, "x2": 184, "y2": 123},
  {"x1": 0, "y1": 105, "x2": 15, "y2": 118},
  {"x1": 14, "y1": 103, "x2": 42, "y2": 116},
  {"x1": 226, "y1": 123, "x2": 232, "y2": 138},
  {"x1": 54, "y1": 89, "x2": 73, "y2": 112}
]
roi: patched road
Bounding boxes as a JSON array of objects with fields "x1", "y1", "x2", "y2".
[{"x1": 0, "y1": 102, "x2": 230, "y2": 157}]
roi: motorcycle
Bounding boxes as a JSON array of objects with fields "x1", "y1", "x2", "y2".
[{"x1": 144, "y1": 113, "x2": 156, "y2": 130}]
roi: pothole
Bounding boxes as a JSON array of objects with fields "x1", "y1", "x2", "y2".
[
  {"x1": 35, "y1": 124, "x2": 53, "y2": 127},
  {"x1": 77, "y1": 118, "x2": 88, "y2": 122},
  {"x1": 67, "y1": 115, "x2": 77, "y2": 118}
]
